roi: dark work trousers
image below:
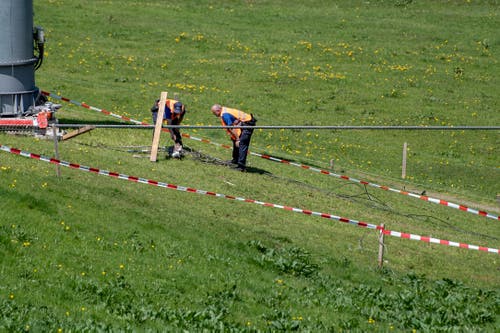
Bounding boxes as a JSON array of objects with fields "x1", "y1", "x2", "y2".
[
  {"x1": 169, "y1": 118, "x2": 183, "y2": 145},
  {"x1": 234, "y1": 127, "x2": 253, "y2": 168},
  {"x1": 152, "y1": 112, "x2": 182, "y2": 146}
]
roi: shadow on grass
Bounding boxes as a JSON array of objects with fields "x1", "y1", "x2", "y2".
[{"x1": 241, "y1": 165, "x2": 271, "y2": 175}]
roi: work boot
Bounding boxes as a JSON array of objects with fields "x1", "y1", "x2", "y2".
[
  {"x1": 231, "y1": 164, "x2": 246, "y2": 172},
  {"x1": 172, "y1": 143, "x2": 182, "y2": 159}
]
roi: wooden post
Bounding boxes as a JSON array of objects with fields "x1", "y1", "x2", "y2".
[
  {"x1": 52, "y1": 124, "x2": 61, "y2": 178},
  {"x1": 378, "y1": 223, "x2": 385, "y2": 269},
  {"x1": 401, "y1": 142, "x2": 407, "y2": 179},
  {"x1": 150, "y1": 91, "x2": 167, "y2": 162}
]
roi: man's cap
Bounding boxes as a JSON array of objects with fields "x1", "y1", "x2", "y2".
[{"x1": 173, "y1": 102, "x2": 183, "y2": 114}]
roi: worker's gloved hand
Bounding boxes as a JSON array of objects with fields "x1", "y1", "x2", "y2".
[{"x1": 150, "y1": 99, "x2": 160, "y2": 112}]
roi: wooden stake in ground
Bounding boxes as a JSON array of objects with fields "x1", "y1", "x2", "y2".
[
  {"x1": 52, "y1": 124, "x2": 61, "y2": 178},
  {"x1": 401, "y1": 142, "x2": 407, "y2": 179},
  {"x1": 378, "y1": 223, "x2": 385, "y2": 268},
  {"x1": 150, "y1": 91, "x2": 168, "y2": 162}
]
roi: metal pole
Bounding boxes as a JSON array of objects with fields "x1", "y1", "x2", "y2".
[{"x1": 50, "y1": 124, "x2": 500, "y2": 130}]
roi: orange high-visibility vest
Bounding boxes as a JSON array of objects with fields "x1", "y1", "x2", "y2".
[{"x1": 220, "y1": 107, "x2": 252, "y2": 140}]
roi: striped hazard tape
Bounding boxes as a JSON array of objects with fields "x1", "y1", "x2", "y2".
[
  {"x1": 41, "y1": 90, "x2": 499, "y2": 221},
  {"x1": 1, "y1": 144, "x2": 498, "y2": 254},
  {"x1": 381, "y1": 229, "x2": 498, "y2": 253},
  {"x1": 41, "y1": 91, "x2": 147, "y2": 125}
]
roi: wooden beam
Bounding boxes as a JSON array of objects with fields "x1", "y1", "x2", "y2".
[
  {"x1": 150, "y1": 91, "x2": 167, "y2": 162},
  {"x1": 62, "y1": 125, "x2": 95, "y2": 141}
]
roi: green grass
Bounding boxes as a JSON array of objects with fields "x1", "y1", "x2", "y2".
[{"x1": 0, "y1": 0, "x2": 499, "y2": 331}]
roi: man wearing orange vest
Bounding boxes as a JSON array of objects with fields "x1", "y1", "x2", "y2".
[
  {"x1": 210, "y1": 104, "x2": 257, "y2": 172},
  {"x1": 151, "y1": 98, "x2": 186, "y2": 158}
]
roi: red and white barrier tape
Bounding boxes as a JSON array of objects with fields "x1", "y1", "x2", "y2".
[
  {"x1": 1, "y1": 144, "x2": 498, "y2": 254},
  {"x1": 381, "y1": 229, "x2": 498, "y2": 253},
  {"x1": 41, "y1": 90, "x2": 500, "y2": 221},
  {"x1": 41, "y1": 91, "x2": 146, "y2": 125}
]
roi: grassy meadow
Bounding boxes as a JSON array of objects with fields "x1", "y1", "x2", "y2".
[{"x1": 0, "y1": 0, "x2": 499, "y2": 331}]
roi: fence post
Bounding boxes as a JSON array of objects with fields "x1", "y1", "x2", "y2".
[
  {"x1": 52, "y1": 124, "x2": 61, "y2": 178},
  {"x1": 378, "y1": 224, "x2": 385, "y2": 268},
  {"x1": 402, "y1": 142, "x2": 407, "y2": 179}
]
